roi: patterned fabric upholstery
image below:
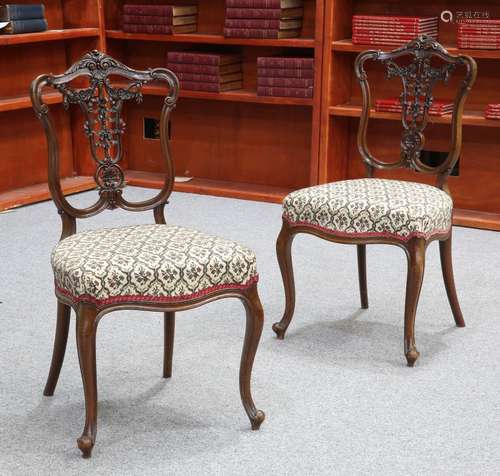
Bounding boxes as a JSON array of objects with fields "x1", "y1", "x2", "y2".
[
  {"x1": 283, "y1": 178, "x2": 452, "y2": 240},
  {"x1": 52, "y1": 224, "x2": 258, "y2": 306}
]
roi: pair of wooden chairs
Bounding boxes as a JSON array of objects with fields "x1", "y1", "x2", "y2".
[{"x1": 31, "y1": 36, "x2": 476, "y2": 458}]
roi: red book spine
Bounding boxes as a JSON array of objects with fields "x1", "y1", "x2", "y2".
[
  {"x1": 167, "y1": 63, "x2": 223, "y2": 74},
  {"x1": 123, "y1": 4, "x2": 174, "y2": 16},
  {"x1": 224, "y1": 28, "x2": 282, "y2": 38},
  {"x1": 257, "y1": 56, "x2": 313, "y2": 68},
  {"x1": 174, "y1": 72, "x2": 223, "y2": 83},
  {"x1": 352, "y1": 33, "x2": 436, "y2": 40},
  {"x1": 352, "y1": 25, "x2": 437, "y2": 34},
  {"x1": 353, "y1": 15, "x2": 438, "y2": 24},
  {"x1": 258, "y1": 67, "x2": 314, "y2": 78},
  {"x1": 458, "y1": 19, "x2": 500, "y2": 25},
  {"x1": 226, "y1": 0, "x2": 282, "y2": 7},
  {"x1": 123, "y1": 14, "x2": 173, "y2": 25},
  {"x1": 180, "y1": 81, "x2": 222, "y2": 92},
  {"x1": 225, "y1": 18, "x2": 280, "y2": 28},
  {"x1": 225, "y1": 8, "x2": 282, "y2": 19},
  {"x1": 257, "y1": 76, "x2": 313, "y2": 87},
  {"x1": 167, "y1": 52, "x2": 223, "y2": 65},
  {"x1": 257, "y1": 86, "x2": 313, "y2": 98},
  {"x1": 123, "y1": 24, "x2": 173, "y2": 34}
]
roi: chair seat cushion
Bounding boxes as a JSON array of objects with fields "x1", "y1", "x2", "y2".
[
  {"x1": 283, "y1": 178, "x2": 452, "y2": 240},
  {"x1": 52, "y1": 224, "x2": 258, "y2": 306}
]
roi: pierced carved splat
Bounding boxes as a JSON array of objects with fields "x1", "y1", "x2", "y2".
[
  {"x1": 354, "y1": 35, "x2": 477, "y2": 187},
  {"x1": 30, "y1": 50, "x2": 179, "y2": 227}
]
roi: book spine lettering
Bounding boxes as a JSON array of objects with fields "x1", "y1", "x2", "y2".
[
  {"x1": 6, "y1": 4, "x2": 45, "y2": 20},
  {"x1": 123, "y1": 5, "x2": 173, "y2": 16},
  {"x1": 257, "y1": 86, "x2": 313, "y2": 98},
  {"x1": 225, "y1": 8, "x2": 282, "y2": 19},
  {"x1": 258, "y1": 67, "x2": 314, "y2": 78},
  {"x1": 224, "y1": 28, "x2": 281, "y2": 38},
  {"x1": 7, "y1": 18, "x2": 48, "y2": 33},
  {"x1": 224, "y1": 19, "x2": 280, "y2": 28},
  {"x1": 257, "y1": 57, "x2": 313, "y2": 68},
  {"x1": 257, "y1": 77, "x2": 314, "y2": 87},
  {"x1": 123, "y1": 24, "x2": 173, "y2": 34},
  {"x1": 123, "y1": 14, "x2": 174, "y2": 25},
  {"x1": 167, "y1": 52, "x2": 221, "y2": 65}
]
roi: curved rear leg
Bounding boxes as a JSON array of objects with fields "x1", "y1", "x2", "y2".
[
  {"x1": 240, "y1": 284, "x2": 265, "y2": 430},
  {"x1": 439, "y1": 233, "x2": 465, "y2": 327},
  {"x1": 404, "y1": 238, "x2": 426, "y2": 367},
  {"x1": 44, "y1": 300, "x2": 71, "y2": 396},
  {"x1": 163, "y1": 312, "x2": 175, "y2": 378},
  {"x1": 357, "y1": 244, "x2": 369, "y2": 309},
  {"x1": 75, "y1": 304, "x2": 99, "y2": 458},
  {"x1": 272, "y1": 219, "x2": 296, "y2": 339}
]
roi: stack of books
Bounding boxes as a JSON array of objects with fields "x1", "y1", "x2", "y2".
[
  {"x1": 485, "y1": 103, "x2": 500, "y2": 120},
  {"x1": 352, "y1": 15, "x2": 439, "y2": 47},
  {"x1": 167, "y1": 52, "x2": 243, "y2": 92},
  {"x1": 375, "y1": 97, "x2": 454, "y2": 116},
  {"x1": 122, "y1": 4, "x2": 197, "y2": 34},
  {"x1": 0, "y1": 3, "x2": 48, "y2": 34},
  {"x1": 257, "y1": 56, "x2": 314, "y2": 98},
  {"x1": 457, "y1": 19, "x2": 500, "y2": 50},
  {"x1": 224, "y1": 0, "x2": 303, "y2": 39}
]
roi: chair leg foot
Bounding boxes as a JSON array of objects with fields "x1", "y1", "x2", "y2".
[
  {"x1": 240, "y1": 284, "x2": 265, "y2": 430},
  {"x1": 405, "y1": 346, "x2": 420, "y2": 367},
  {"x1": 273, "y1": 220, "x2": 296, "y2": 340},
  {"x1": 77, "y1": 435, "x2": 94, "y2": 459}
]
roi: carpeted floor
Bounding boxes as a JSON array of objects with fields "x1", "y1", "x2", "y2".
[{"x1": 0, "y1": 187, "x2": 499, "y2": 475}]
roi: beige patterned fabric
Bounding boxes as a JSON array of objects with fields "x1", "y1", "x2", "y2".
[
  {"x1": 283, "y1": 178, "x2": 452, "y2": 240},
  {"x1": 52, "y1": 224, "x2": 258, "y2": 306}
]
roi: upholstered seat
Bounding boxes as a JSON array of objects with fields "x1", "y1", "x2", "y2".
[
  {"x1": 52, "y1": 224, "x2": 258, "y2": 306},
  {"x1": 283, "y1": 178, "x2": 453, "y2": 241}
]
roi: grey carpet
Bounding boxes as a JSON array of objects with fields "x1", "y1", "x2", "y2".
[{"x1": 0, "y1": 187, "x2": 499, "y2": 475}]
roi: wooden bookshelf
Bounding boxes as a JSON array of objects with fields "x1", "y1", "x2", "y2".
[{"x1": 320, "y1": 0, "x2": 500, "y2": 230}]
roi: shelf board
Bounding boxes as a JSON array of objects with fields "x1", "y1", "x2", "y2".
[
  {"x1": 0, "y1": 92, "x2": 63, "y2": 113},
  {"x1": 0, "y1": 176, "x2": 95, "y2": 211},
  {"x1": 329, "y1": 103, "x2": 500, "y2": 128},
  {"x1": 125, "y1": 170, "x2": 290, "y2": 203},
  {"x1": 332, "y1": 39, "x2": 500, "y2": 59},
  {"x1": 106, "y1": 30, "x2": 316, "y2": 48},
  {"x1": 0, "y1": 28, "x2": 100, "y2": 46},
  {"x1": 131, "y1": 83, "x2": 313, "y2": 106},
  {"x1": 454, "y1": 209, "x2": 500, "y2": 231}
]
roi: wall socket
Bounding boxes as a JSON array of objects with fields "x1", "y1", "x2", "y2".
[{"x1": 143, "y1": 118, "x2": 171, "y2": 140}]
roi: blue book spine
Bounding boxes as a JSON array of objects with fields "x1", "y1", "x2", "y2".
[
  {"x1": 5, "y1": 4, "x2": 45, "y2": 20},
  {"x1": 8, "y1": 18, "x2": 48, "y2": 34}
]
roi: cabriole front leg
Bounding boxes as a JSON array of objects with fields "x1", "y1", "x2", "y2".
[
  {"x1": 273, "y1": 219, "x2": 296, "y2": 339},
  {"x1": 240, "y1": 284, "x2": 265, "y2": 430},
  {"x1": 75, "y1": 303, "x2": 99, "y2": 458}
]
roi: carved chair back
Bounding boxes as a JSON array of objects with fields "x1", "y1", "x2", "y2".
[
  {"x1": 354, "y1": 35, "x2": 477, "y2": 191},
  {"x1": 31, "y1": 50, "x2": 179, "y2": 239}
]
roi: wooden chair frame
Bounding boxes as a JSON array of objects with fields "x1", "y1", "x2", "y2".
[
  {"x1": 31, "y1": 51, "x2": 264, "y2": 458},
  {"x1": 272, "y1": 36, "x2": 477, "y2": 366}
]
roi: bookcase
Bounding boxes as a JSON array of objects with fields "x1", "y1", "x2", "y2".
[
  {"x1": 320, "y1": 0, "x2": 500, "y2": 230},
  {"x1": 0, "y1": 0, "x2": 102, "y2": 210},
  {"x1": 1, "y1": 0, "x2": 499, "y2": 232}
]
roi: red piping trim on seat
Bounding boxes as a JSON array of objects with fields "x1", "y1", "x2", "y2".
[
  {"x1": 283, "y1": 215, "x2": 450, "y2": 242},
  {"x1": 55, "y1": 274, "x2": 259, "y2": 308}
]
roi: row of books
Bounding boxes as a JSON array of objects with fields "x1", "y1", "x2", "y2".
[
  {"x1": 257, "y1": 56, "x2": 313, "y2": 98},
  {"x1": 352, "y1": 15, "x2": 439, "y2": 47},
  {"x1": 485, "y1": 103, "x2": 500, "y2": 120},
  {"x1": 166, "y1": 52, "x2": 314, "y2": 98},
  {"x1": 122, "y1": 4, "x2": 198, "y2": 34},
  {"x1": 458, "y1": 19, "x2": 500, "y2": 50},
  {"x1": 0, "y1": 3, "x2": 47, "y2": 34},
  {"x1": 375, "y1": 98, "x2": 453, "y2": 117},
  {"x1": 224, "y1": 0, "x2": 303, "y2": 39}
]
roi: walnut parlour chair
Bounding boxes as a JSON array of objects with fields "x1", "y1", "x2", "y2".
[
  {"x1": 31, "y1": 51, "x2": 265, "y2": 458},
  {"x1": 273, "y1": 36, "x2": 477, "y2": 366}
]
